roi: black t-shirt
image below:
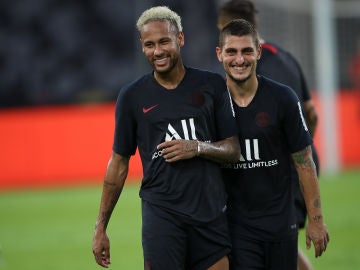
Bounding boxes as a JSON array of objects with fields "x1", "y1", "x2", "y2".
[
  {"x1": 113, "y1": 67, "x2": 237, "y2": 222},
  {"x1": 222, "y1": 75, "x2": 312, "y2": 241},
  {"x1": 259, "y1": 42, "x2": 320, "y2": 226},
  {"x1": 258, "y1": 42, "x2": 311, "y2": 104}
]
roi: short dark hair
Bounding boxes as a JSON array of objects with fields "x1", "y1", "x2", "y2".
[
  {"x1": 218, "y1": 0, "x2": 258, "y2": 27},
  {"x1": 218, "y1": 19, "x2": 260, "y2": 48}
]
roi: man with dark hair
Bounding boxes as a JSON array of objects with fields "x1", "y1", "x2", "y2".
[
  {"x1": 92, "y1": 6, "x2": 240, "y2": 270},
  {"x1": 218, "y1": 1, "x2": 320, "y2": 269},
  {"x1": 216, "y1": 18, "x2": 329, "y2": 270}
]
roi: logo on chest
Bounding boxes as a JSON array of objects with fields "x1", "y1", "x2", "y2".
[
  {"x1": 255, "y1": 112, "x2": 271, "y2": 127},
  {"x1": 143, "y1": 104, "x2": 159, "y2": 114}
]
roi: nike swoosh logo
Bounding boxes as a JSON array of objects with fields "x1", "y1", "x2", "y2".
[{"x1": 142, "y1": 104, "x2": 159, "y2": 113}]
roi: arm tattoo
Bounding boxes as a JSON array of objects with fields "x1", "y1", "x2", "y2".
[
  {"x1": 100, "y1": 186, "x2": 123, "y2": 227},
  {"x1": 292, "y1": 146, "x2": 315, "y2": 170},
  {"x1": 101, "y1": 210, "x2": 112, "y2": 227},
  {"x1": 314, "y1": 197, "x2": 321, "y2": 208},
  {"x1": 313, "y1": 215, "x2": 323, "y2": 222}
]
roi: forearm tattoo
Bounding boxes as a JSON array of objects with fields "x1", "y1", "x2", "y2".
[
  {"x1": 313, "y1": 215, "x2": 323, "y2": 222},
  {"x1": 184, "y1": 140, "x2": 197, "y2": 155},
  {"x1": 99, "y1": 185, "x2": 123, "y2": 228},
  {"x1": 314, "y1": 197, "x2": 321, "y2": 208},
  {"x1": 99, "y1": 210, "x2": 112, "y2": 228}
]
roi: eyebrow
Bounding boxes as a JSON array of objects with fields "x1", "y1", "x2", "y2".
[{"x1": 224, "y1": 46, "x2": 254, "y2": 53}]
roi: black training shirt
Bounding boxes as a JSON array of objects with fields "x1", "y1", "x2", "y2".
[
  {"x1": 222, "y1": 75, "x2": 312, "y2": 241},
  {"x1": 113, "y1": 67, "x2": 237, "y2": 222}
]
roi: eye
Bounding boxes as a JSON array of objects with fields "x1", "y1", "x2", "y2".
[
  {"x1": 144, "y1": 42, "x2": 154, "y2": 48},
  {"x1": 225, "y1": 48, "x2": 237, "y2": 56},
  {"x1": 159, "y1": 38, "x2": 171, "y2": 45},
  {"x1": 242, "y1": 48, "x2": 254, "y2": 55}
]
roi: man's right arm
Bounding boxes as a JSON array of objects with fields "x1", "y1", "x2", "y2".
[{"x1": 92, "y1": 152, "x2": 130, "y2": 268}]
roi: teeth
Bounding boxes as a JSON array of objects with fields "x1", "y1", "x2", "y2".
[
  {"x1": 233, "y1": 66, "x2": 247, "y2": 71},
  {"x1": 155, "y1": 58, "x2": 167, "y2": 63}
]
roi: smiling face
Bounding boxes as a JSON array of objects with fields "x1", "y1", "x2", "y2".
[
  {"x1": 216, "y1": 34, "x2": 261, "y2": 84},
  {"x1": 140, "y1": 20, "x2": 184, "y2": 75}
]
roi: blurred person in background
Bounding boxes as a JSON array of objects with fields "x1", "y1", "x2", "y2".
[
  {"x1": 92, "y1": 6, "x2": 240, "y2": 270},
  {"x1": 217, "y1": 1, "x2": 320, "y2": 269},
  {"x1": 348, "y1": 35, "x2": 360, "y2": 90},
  {"x1": 216, "y1": 18, "x2": 329, "y2": 270}
]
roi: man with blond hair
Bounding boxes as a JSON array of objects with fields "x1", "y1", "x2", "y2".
[{"x1": 92, "y1": 6, "x2": 240, "y2": 270}]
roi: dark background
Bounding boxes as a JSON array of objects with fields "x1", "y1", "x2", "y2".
[{"x1": 1, "y1": 0, "x2": 359, "y2": 108}]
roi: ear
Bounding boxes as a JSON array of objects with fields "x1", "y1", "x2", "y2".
[
  {"x1": 257, "y1": 44, "x2": 262, "y2": 60},
  {"x1": 139, "y1": 38, "x2": 145, "y2": 53},
  {"x1": 178, "y1": 32, "x2": 185, "y2": 47},
  {"x1": 216, "y1": 47, "x2": 223, "y2": 62}
]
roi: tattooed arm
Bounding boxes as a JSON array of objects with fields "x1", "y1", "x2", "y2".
[
  {"x1": 157, "y1": 136, "x2": 240, "y2": 163},
  {"x1": 92, "y1": 152, "x2": 130, "y2": 268},
  {"x1": 292, "y1": 146, "x2": 330, "y2": 258}
]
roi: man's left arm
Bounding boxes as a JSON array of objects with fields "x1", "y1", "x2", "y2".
[{"x1": 292, "y1": 145, "x2": 330, "y2": 258}]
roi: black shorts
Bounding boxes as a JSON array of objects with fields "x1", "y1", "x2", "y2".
[
  {"x1": 229, "y1": 236, "x2": 298, "y2": 270},
  {"x1": 294, "y1": 144, "x2": 320, "y2": 228},
  {"x1": 142, "y1": 200, "x2": 231, "y2": 270}
]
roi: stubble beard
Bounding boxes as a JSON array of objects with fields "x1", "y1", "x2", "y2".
[
  {"x1": 226, "y1": 70, "x2": 252, "y2": 84},
  {"x1": 153, "y1": 55, "x2": 179, "y2": 75}
]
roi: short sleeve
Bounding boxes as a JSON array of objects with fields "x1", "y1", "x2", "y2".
[
  {"x1": 112, "y1": 86, "x2": 137, "y2": 156},
  {"x1": 281, "y1": 88, "x2": 312, "y2": 153}
]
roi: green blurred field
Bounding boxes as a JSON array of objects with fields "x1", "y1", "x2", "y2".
[{"x1": 0, "y1": 169, "x2": 359, "y2": 270}]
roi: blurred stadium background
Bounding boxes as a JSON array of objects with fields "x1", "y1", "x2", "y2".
[
  {"x1": 0, "y1": 0, "x2": 360, "y2": 269},
  {"x1": 1, "y1": 0, "x2": 360, "y2": 107}
]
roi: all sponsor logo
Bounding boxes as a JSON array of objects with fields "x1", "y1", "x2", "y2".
[{"x1": 223, "y1": 138, "x2": 278, "y2": 169}]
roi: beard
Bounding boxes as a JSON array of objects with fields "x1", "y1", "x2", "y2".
[
  {"x1": 152, "y1": 54, "x2": 179, "y2": 75},
  {"x1": 226, "y1": 70, "x2": 252, "y2": 84}
]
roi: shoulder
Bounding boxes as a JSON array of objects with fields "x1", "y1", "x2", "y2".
[
  {"x1": 118, "y1": 73, "x2": 152, "y2": 97},
  {"x1": 186, "y1": 67, "x2": 225, "y2": 81},
  {"x1": 261, "y1": 41, "x2": 289, "y2": 57},
  {"x1": 259, "y1": 75, "x2": 298, "y2": 102},
  {"x1": 261, "y1": 41, "x2": 301, "y2": 67},
  {"x1": 185, "y1": 67, "x2": 227, "y2": 91}
]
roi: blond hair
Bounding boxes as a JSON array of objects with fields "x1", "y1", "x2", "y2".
[{"x1": 136, "y1": 6, "x2": 182, "y2": 33}]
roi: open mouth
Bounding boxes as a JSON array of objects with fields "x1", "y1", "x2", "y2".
[
  {"x1": 232, "y1": 65, "x2": 248, "y2": 72},
  {"x1": 154, "y1": 57, "x2": 168, "y2": 65}
]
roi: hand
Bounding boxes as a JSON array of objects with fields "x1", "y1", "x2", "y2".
[
  {"x1": 92, "y1": 230, "x2": 111, "y2": 268},
  {"x1": 157, "y1": 139, "x2": 198, "y2": 162},
  {"x1": 305, "y1": 219, "x2": 330, "y2": 258}
]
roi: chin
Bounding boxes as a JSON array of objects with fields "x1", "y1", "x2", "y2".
[{"x1": 229, "y1": 73, "x2": 251, "y2": 84}]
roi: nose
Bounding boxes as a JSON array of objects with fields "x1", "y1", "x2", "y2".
[
  {"x1": 154, "y1": 44, "x2": 163, "y2": 56},
  {"x1": 235, "y1": 54, "x2": 245, "y2": 64}
]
